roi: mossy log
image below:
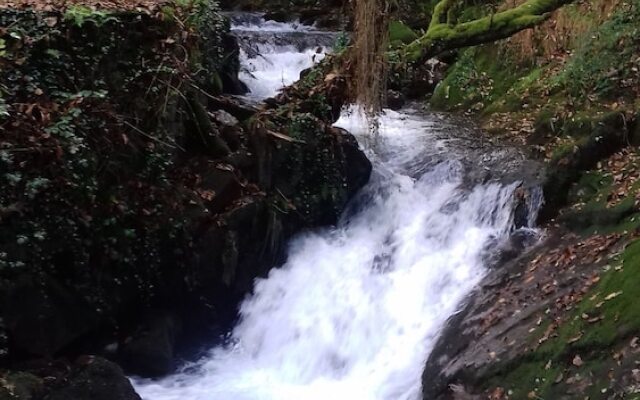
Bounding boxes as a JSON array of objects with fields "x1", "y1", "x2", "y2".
[{"x1": 404, "y1": 0, "x2": 575, "y2": 62}]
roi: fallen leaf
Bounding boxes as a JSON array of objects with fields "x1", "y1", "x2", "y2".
[{"x1": 604, "y1": 291, "x2": 623, "y2": 301}]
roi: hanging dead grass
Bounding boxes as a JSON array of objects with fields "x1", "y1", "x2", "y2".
[
  {"x1": 349, "y1": 0, "x2": 390, "y2": 135},
  {"x1": 504, "y1": 0, "x2": 622, "y2": 63}
]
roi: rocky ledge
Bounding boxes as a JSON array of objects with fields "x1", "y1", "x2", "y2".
[{"x1": 422, "y1": 121, "x2": 640, "y2": 399}]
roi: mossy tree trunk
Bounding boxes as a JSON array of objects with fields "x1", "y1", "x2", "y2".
[{"x1": 403, "y1": 0, "x2": 575, "y2": 62}]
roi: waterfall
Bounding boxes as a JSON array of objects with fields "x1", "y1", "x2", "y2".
[
  {"x1": 133, "y1": 14, "x2": 539, "y2": 400},
  {"x1": 227, "y1": 13, "x2": 336, "y2": 100}
]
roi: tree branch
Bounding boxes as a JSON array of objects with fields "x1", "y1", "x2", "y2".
[
  {"x1": 404, "y1": 0, "x2": 575, "y2": 62},
  {"x1": 429, "y1": 0, "x2": 458, "y2": 29}
]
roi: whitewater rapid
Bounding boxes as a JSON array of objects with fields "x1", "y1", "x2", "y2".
[
  {"x1": 228, "y1": 13, "x2": 333, "y2": 99},
  {"x1": 133, "y1": 15, "x2": 532, "y2": 400}
]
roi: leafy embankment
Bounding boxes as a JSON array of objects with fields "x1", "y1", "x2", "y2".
[
  {"x1": 421, "y1": 1, "x2": 640, "y2": 398},
  {"x1": 219, "y1": 0, "x2": 346, "y2": 28},
  {"x1": 0, "y1": 1, "x2": 371, "y2": 397}
]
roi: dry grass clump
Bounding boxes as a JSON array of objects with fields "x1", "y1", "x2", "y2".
[
  {"x1": 504, "y1": 0, "x2": 622, "y2": 63},
  {"x1": 349, "y1": 0, "x2": 390, "y2": 131}
]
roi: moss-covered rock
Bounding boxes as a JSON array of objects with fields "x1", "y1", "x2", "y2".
[{"x1": 539, "y1": 112, "x2": 635, "y2": 221}]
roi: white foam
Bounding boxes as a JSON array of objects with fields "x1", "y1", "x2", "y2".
[
  {"x1": 133, "y1": 107, "x2": 519, "y2": 400},
  {"x1": 239, "y1": 47, "x2": 326, "y2": 99},
  {"x1": 132, "y1": 20, "x2": 522, "y2": 400}
]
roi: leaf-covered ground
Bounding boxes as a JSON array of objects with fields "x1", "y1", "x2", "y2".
[{"x1": 0, "y1": 0, "x2": 172, "y2": 12}]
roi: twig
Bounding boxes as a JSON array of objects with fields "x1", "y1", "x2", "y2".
[{"x1": 118, "y1": 118, "x2": 185, "y2": 151}]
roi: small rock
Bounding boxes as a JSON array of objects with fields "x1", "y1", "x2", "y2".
[
  {"x1": 386, "y1": 90, "x2": 405, "y2": 110},
  {"x1": 573, "y1": 355, "x2": 583, "y2": 367},
  {"x1": 212, "y1": 110, "x2": 239, "y2": 127}
]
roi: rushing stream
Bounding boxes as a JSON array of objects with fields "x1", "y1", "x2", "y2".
[{"x1": 133, "y1": 14, "x2": 540, "y2": 400}]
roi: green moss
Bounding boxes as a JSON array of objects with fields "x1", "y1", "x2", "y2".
[
  {"x1": 529, "y1": 240, "x2": 640, "y2": 356},
  {"x1": 567, "y1": 171, "x2": 612, "y2": 205},
  {"x1": 389, "y1": 20, "x2": 419, "y2": 47},
  {"x1": 560, "y1": 240, "x2": 640, "y2": 348},
  {"x1": 561, "y1": 163, "x2": 640, "y2": 235},
  {"x1": 430, "y1": 49, "x2": 481, "y2": 110},
  {"x1": 484, "y1": 67, "x2": 543, "y2": 114},
  {"x1": 430, "y1": 45, "x2": 536, "y2": 111},
  {"x1": 485, "y1": 360, "x2": 560, "y2": 399}
]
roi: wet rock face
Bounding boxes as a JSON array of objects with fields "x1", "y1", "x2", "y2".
[
  {"x1": 0, "y1": 357, "x2": 139, "y2": 400},
  {"x1": 118, "y1": 312, "x2": 182, "y2": 377},
  {"x1": 3, "y1": 275, "x2": 99, "y2": 358},
  {"x1": 44, "y1": 358, "x2": 141, "y2": 400}
]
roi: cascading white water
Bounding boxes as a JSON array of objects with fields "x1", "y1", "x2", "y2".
[
  {"x1": 229, "y1": 14, "x2": 334, "y2": 99},
  {"x1": 133, "y1": 16, "x2": 534, "y2": 400}
]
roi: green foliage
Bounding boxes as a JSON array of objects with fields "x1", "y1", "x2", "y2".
[
  {"x1": 431, "y1": 47, "x2": 525, "y2": 111},
  {"x1": 333, "y1": 31, "x2": 350, "y2": 53},
  {"x1": 550, "y1": 2, "x2": 640, "y2": 101},
  {"x1": 64, "y1": 5, "x2": 118, "y2": 27},
  {"x1": 389, "y1": 20, "x2": 418, "y2": 48},
  {"x1": 0, "y1": 8, "x2": 229, "y2": 309}
]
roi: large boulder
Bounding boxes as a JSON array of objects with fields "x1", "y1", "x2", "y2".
[
  {"x1": 118, "y1": 312, "x2": 182, "y2": 377},
  {"x1": 44, "y1": 357, "x2": 140, "y2": 400},
  {"x1": 0, "y1": 372, "x2": 43, "y2": 400},
  {"x1": 2, "y1": 275, "x2": 98, "y2": 358}
]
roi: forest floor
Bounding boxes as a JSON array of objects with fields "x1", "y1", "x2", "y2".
[{"x1": 0, "y1": 0, "x2": 169, "y2": 11}]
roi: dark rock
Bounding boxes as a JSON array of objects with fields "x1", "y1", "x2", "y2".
[
  {"x1": 539, "y1": 112, "x2": 632, "y2": 222},
  {"x1": 390, "y1": 59, "x2": 449, "y2": 99},
  {"x1": 44, "y1": 357, "x2": 140, "y2": 400},
  {"x1": 220, "y1": 33, "x2": 249, "y2": 95},
  {"x1": 484, "y1": 229, "x2": 541, "y2": 268},
  {"x1": 220, "y1": 125, "x2": 244, "y2": 151},
  {"x1": 336, "y1": 128, "x2": 374, "y2": 199},
  {"x1": 0, "y1": 372, "x2": 43, "y2": 400},
  {"x1": 209, "y1": 95, "x2": 259, "y2": 121},
  {"x1": 186, "y1": 94, "x2": 232, "y2": 158},
  {"x1": 119, "y1": 312, "x2": 181, "y2": 377},
  {"x1": 0, "y1": 317, "x2": 7, "y2": 364},
  {"x1": 299, "y1": 8, "x2": 343, "y2": 29},
  {"x1": 2, "y1": 274, "x2": 98, "y2": 358},
  {"x1": 263, "y1": 11, "x2": 288, "y2": 23},
  {"x1": 212, "y1": 110, "x2": 240, "y2": 127},
  {"x1": 386, "y1": 89, "x2": 405, "y2": 110},
  {"x1": 513, "y1": 187, "x2": 529, "y2": 229},
  {"x1": 200, "y1": 165, "x2": 244, "y2": 214}
]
